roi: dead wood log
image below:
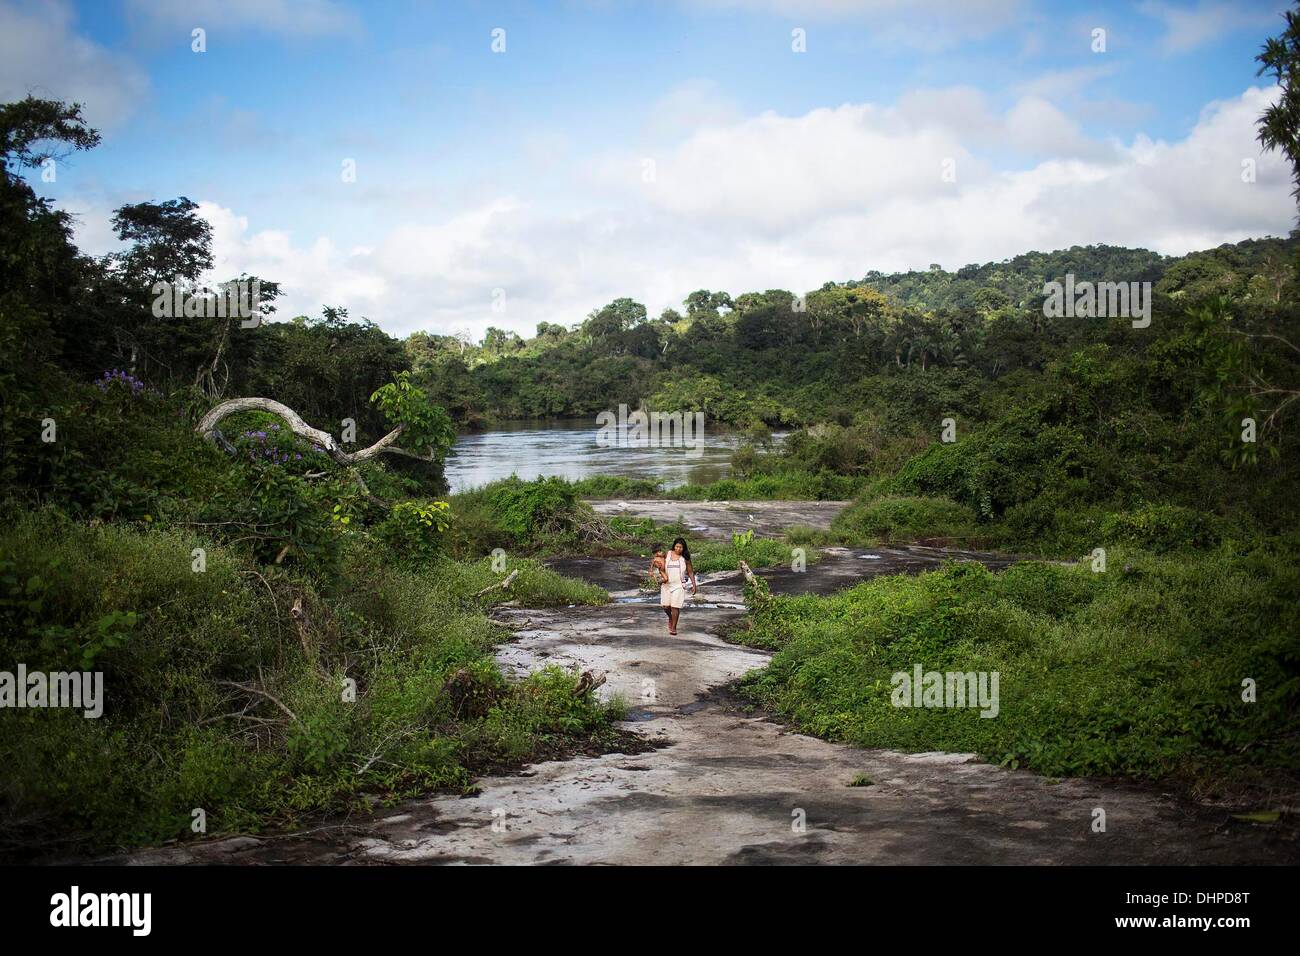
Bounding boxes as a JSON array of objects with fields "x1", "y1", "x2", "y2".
[
  {"x1": 474, "y1": 568, "x2": 519, "y2": 599},
  {"x1": 289, "y1": 596, "x2": 312, "y2": 657},
  {"x1": 738, "y1": 560, "x2": 771, "y2": 609},
  {"x1": 574, "y1": 670, "x2": 606, "y2": 698},
  {"x1": 194, "y1": 396, "x2": 435, "y2": 466},
  {"x1": 218, "y1": 680, "x2": 300, "y2": 724}
]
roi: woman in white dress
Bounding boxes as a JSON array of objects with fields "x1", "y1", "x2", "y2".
[{"x1": 658, "y1": 537, "x2": 697, "y2": 636}]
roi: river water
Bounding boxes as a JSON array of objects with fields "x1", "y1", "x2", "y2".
[{"x1": 444, "y1": 419, "x2": 762, "y2": 493}]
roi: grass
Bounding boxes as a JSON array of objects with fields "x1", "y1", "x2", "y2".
[
  {"x1": 830, "y1": 495, "x2": 980, "y2": 545},
  {"x1": 436, "y1": 556, "x2": 609, "y2": 607},
  {"x1": 0, "y1": 509, "x2": 617, "y2": 859},
  {"x1": 737, "y1": 541, "x2": 1300, "y2": 797},
  {"x1": 569, "y1": 471, "x2": 866, "y2": 501},
  {"x1": 690, "y1": 536, "x2": 820, "y2": 574}
]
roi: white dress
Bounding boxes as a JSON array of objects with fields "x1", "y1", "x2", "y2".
[{"x1": 660, "y1": 553, "x2": 688, "y2": 609}]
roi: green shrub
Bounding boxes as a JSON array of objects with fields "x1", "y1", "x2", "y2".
[
  {"x1": 1100, "y1": 504, "x2": 1223, "y2": 553},
  {"x1": 741, "y1": 545, "x2": 1300, "y2": 786},
  {"x1": 375, "y1": 500, "x2": 451, "y2": 562},
  {"x1": 487, "y1": 476, "x2": 580, "y2": 538},
  {"x1": 443, "y1": 491, "x2": 504, "y2": 558},
  {"x1": 0, "y1": 511, "x2": 618, "y2": 858},
  {"x1": 228, "y1": 415, "x2": 332, "y2": 474},
  {"x1": 890, "y1": 410, "x2": 1094, "y2": 521},
  {"x1": 10, "y1": 381, "x2": 237, "y2": 524},
  {"x1": 690, "y1": 536, "x2": 812, "y2": 573},
  {"x1": 784, "y1": 524, "x2": 831, "y2": 547},
  {"x1": 206, "y1": 463, "x2": 343, "y2": 570},
  {"x1": 832, "y1": 495, "x2": 978, "y2": 543},
  {"x1": 566, "y1": 475, "x2": 663, "y2": 498},
  {"x1": 450, "y1": 476, "x2": 597, "y2": 553}
]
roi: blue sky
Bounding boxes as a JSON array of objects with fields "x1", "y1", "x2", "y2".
[{"x1": 1, "y1": 0, "x2": 1294, "y2": 338}]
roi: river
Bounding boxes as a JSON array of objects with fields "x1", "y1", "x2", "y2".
[{"x1": 443, "y1": 418, "x2": 769, "y2": 493}]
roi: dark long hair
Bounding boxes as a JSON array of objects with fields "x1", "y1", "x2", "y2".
[{"x1": 670, "y1": 536, "x2": 691, "y2": 563}]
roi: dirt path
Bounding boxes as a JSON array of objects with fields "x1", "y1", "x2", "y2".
[{"x1": 108, "y1": 503, "x2": 1293, "y2": 865}]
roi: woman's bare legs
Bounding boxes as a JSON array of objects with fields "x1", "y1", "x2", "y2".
[{"x1": 668, "y1": 606, "x2": 680, "y2": 634}]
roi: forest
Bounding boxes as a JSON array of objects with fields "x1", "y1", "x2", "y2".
[{"x1": 2, "y1": 16, "x2": 1300, "y2": 859}]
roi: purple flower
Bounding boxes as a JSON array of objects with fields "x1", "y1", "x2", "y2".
[{"x1": 95, "y1": 369, "x2": 153, "y2": 396}]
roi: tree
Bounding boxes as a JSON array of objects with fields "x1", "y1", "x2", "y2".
[
  {"x1": 1257, "y1": 4, "x2": 1300, "y2": 208},
  {"x1": 582, "y1": 297, "x2": 646, "y2": 341},
  {"x1": 193, "y1": 273, "x2": 282, "y2": 399},
  {"x1": 112, "y1": 198, "x2": 213, "y2": 288},
  {"x1": 482, "y1": 326, "x2": 523, "y2": 355},
  {"x1": 0, "y1": 95, "x2": 100, "y2": 175},
  {"x1": 104, "y1": 197, "x2": 217, "y2": 374},
  {"x1": 973, "y1": 287, "x2": 1010, "y2": 319},
  {"x1": 684, "y1": 289, "x2": 733, "y2": 317},
  {"x1": 0, "y1": 97, "x2": 101, "y2": 367}
]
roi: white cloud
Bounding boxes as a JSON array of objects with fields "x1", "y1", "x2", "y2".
[
  {"x1": 625, "y1": 87, "x2": 1118, "y2": 231},
  {"x1": 0, "y1": 0, "x2": 149, "y2": 128},
  {"x1": 642, "y1": 79, "x2": 744, "y2": 143},
  {"x1": 201, "y1": 201, "x2": 387, "y2": 316},
  {"x1": 633, "y1": 102, "x2": 981, "y2": 232},
  {"x1": 1003, "y1": 95, "x2": 1117, "y2": 160},
  {"x1": 67, "y1": 86, "x2": 1293, "y2": 341},
  {"x1": 895, "y1": 86, "x2": 995, "y2": 140}
]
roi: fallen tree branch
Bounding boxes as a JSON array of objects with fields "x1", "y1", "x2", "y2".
[
  {"x1": 354, "y1": 726, "x2": 424, "y2": 776},
  {"x1": 289, "y1": 596, "x2": 313, "y2": 658},
  {"x1": 739, "y1": 560, "x2": 772, "y2": 610},
  {"x1": 474, "y1": 568, "x2": 519, "y2": 599},
  {"x1": 574, "y1": 670, "x2": 606, "y2": 698},
  {"x1": 218, "y1": 680, "x2": 300, "y2": 724},
  {"x1": 195, "y1": 397, "x2": 435, "y2": 466}
]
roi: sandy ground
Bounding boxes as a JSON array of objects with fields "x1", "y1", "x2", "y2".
[{"x1": 102, "y1": 508, "x2": 1295, "y2": 865}]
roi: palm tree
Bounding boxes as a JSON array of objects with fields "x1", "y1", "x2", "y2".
[{"x1": 1257, "y1": 6, "x2": 1300, "y2": 209}]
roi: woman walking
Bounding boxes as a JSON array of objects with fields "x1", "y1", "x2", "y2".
[{"x1": 657, "y1": 537, "x2": 697, "y2": 636}]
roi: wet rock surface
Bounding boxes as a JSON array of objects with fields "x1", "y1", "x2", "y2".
[
  {"x1": 546, "y1": 544, "x2": 1021, "y2": 598},
  {"x1": 585, "y1": 498, "x2": 853, "y2": 538},
  {"x1": 103, "y1": 502, "x2": 1296, "y2": 865}
]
